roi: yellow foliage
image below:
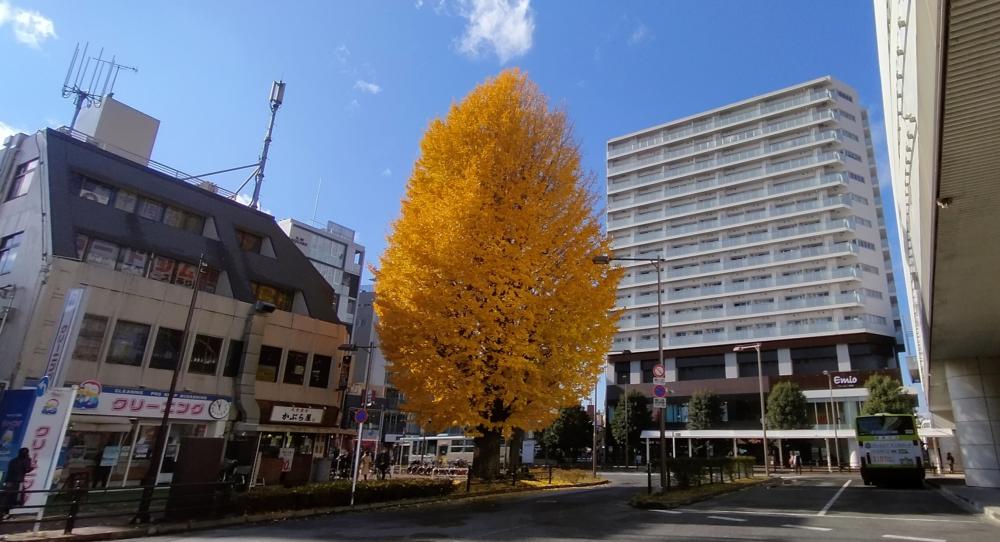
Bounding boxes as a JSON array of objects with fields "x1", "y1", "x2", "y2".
[{"x1": 374, "y1": 69, "x2": 621, "y2": 437}]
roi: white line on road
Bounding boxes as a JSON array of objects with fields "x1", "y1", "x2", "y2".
[
  {"x1": 782, "y1": 524, "x2": 833, "y2": 532},
  {"x1": 651, "y1": 509, "x2": 683, "y2": 515},
  {"x1": 881, "y1": 536, "x2": 946, "y2": 542},
  {"x1": 817, "y1": 479, "x2": 851, "y2": 516},
  {"x1": 676, "y1": 509, "x2": 978, "y2": 524},
  {"x1": 707, "y1": 515, "x2": 747, "y2": 522}
]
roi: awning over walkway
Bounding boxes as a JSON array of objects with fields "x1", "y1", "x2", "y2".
[{"x1": 640, "y1": 427, "x2": 953, "y2": 439}]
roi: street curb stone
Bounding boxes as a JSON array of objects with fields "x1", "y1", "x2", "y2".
[{"x1": 925, "y1": 479, "x2": 1000, "y2": 527}]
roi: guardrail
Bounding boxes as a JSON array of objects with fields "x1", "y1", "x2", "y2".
[{"x1": 0, "y1": 480, "x2": 234, "y2": 535}]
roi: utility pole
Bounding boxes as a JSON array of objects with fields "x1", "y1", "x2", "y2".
[{"x1": 250, "y1": 80, "x2": 286, "y2": 210}]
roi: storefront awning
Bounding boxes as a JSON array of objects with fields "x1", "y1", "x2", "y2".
[{"x1": 640, "y1": 427, "x2": 954, "y2": 439}]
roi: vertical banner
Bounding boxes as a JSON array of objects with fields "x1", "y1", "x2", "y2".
[
  {"x1": 42, "y1": 287, "x2": 87, "y2": 387},
  {"x1": 0, "y1": 390, "x2": 37, "y2": 483},
  {"x1": 15, "y1": 386, "x2": 77, "y2": 511}
]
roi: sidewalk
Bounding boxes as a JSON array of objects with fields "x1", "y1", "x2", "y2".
[{"x1": 927, "y1": 475, "x2": 1000, "y2": 526}]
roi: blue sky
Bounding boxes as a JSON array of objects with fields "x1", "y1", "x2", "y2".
[{"x1": 0, "y1": 1, "x2": 917, "y2": 399}]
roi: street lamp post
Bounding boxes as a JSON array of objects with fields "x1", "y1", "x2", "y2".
[
  {"x1": 733, "y1": 343, "x2": 769, "y2": 477},
  {"x1": 822, "y1": 370, "x2": 842, "y2": 470},
  {"x1": 593, "y1": 255, "x2": 667, "y2": 490},
  {"x1": 339, "y1": 341, "x2": 376, "y2": 507}
]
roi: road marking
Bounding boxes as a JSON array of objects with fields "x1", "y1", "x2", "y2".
[
  {"x1": 651, "y1": 509, "x2": 682, "y2": 515},
  {"x1": 676, "y1": 509, "x2": 978, "y2": 524},
  {"x1": 707, "y1": 515, "x2": 746, "y2": 522},
  {"x1": 817, "y1": 479, "x2": 851, "y2": 516},
  {"x1": 783, "y1": 524, "x2": 833, "y2": 532},
  {"x1": 881, "y1": 536, "x2": 946, "y2": 542}
]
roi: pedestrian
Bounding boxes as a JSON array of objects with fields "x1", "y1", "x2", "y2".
[
  {"x1": 376, "y1": 450, "x2": 390, "y2": 480},
  {"x1": 1, "y1": 448, "x2": 33, "y2": 518},
  {"x1": 360, "y1": 451, "x2": 373, "y2": 481},
  {"x1": 794, "y1": 452, "x2": 802, "y2": 475},
  {"x1": 946, "y1": 452, "x2": 955, "y2": 473}
]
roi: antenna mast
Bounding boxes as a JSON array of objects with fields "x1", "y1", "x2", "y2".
[
  {"x1": 61, "y1": 43, "x2": 138, "y2": 130},
  {"x1": 250, "y1": 80, "x2": 286, "y2": 210}
]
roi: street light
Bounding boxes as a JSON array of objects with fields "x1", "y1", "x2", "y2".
[
  {"x1": 822, "y1": 370, "x2": 842, "y2": 470},
  {"x1": 733, "y1": 343, "x2": 769, "y2": 477},
  {"x1": 339, "y1": 341, "x2": 376, "y2": 506},
  {"x1": 593, "y1": 255, "x2": 667, "y2": 491}
]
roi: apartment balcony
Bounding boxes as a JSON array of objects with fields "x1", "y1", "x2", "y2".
[
  {"x1": 608, "y1": 150, "x2": 847, "y2": 212},
  {"x1": 632, "y1": 319, "x2": 882, "y2": 350},
  {"x1": 608, "y1": 129, "x2": 842, "y2": 196},
  {"x1": 619, "y1": 292, "x2": 865, "y2": 330},
  {"x1": 651, "y1": 266, "x2": 863, "y2": 302},
  {"x1": 612, "y1": 242, "x2": 860, "y2": 294},
  {"x1": 607, "y1": 89, "x2": 835, "y2": 159},
  {"x1": 608, "y1": 173, "x2": 848, "y2": 231},
  {"x1": 614, "y1": 211, "x2": 856, "y2": 259}
]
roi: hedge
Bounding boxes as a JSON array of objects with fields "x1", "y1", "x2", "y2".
[
  {"x1": 664, "y1": 457, "x2": 756, "y2": 488},
  {"x1": 226, "y1": 478, "x2": 457, "y2": 515}
]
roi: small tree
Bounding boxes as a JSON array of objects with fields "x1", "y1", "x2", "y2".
[
  {"x1": 540, "y1": 406, "x2": 593, "y2": 463},
  {"x1": 687, "y1": 390, "x2": 721, "y2": 430},
  {"x1": 766, "y1": 381, "x2": 809, "y2": 429},
  {"x1": 611, "y1": 391, "x2": 652, "y2": 461},
  {"x1": 862, "y1": 374, "x2": 916, "y2": 415}
]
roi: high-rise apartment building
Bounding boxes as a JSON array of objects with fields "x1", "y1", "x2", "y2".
[
  {"x1": 603, "y1": 77, "x2": 906, "y2": 466},
  {"x1": 277, "y1": 219, "x2": 365, "y2": 331}
]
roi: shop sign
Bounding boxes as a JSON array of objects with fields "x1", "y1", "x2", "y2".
[
  {"x1": 279, "y1": 447, "x2": 295, "y2": 472},
  {"x1": 831, "y1": 372, "x2": 860, "y2": 388},
  {"x1": 17, "y1": 387, "x2": 76, "y2": 511},
  {"x1": 43, "y1": 288, "x2": 87, "y2": 386},
  {"x1": 270, "y1": 405, "x2": 324, "y2": 424},
  {"x1": 72, "y1": 380, "x2": 231, "y2": 421},
  {"x1": 0, "y1": 389, "x2": 36, "y2": 482}
]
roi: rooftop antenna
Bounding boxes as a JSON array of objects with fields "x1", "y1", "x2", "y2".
[
  {"x1": 311, "y1": 177, "x2": 323, "y2": 225},
  {"x1": 61, "y1": 43, "x2": 138, "y2": 130},
  {"x1": 249, "y1": 80, "x2": 286, "y2": 210}
]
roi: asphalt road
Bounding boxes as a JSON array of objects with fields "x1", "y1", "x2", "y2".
[{"x1": 148, "y1": 472, "x2": 995, "y2": 541}]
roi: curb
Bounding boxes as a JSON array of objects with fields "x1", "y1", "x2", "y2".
[
  {"x1": 1, "y1": 479, "x2": 610, "y2": 542},
  {"x1": 925, "y1": 479, "x2": 1000, "y2": 527},
  {"x1": 629, "y1": 478, "x2": 770, "y2": 510}
]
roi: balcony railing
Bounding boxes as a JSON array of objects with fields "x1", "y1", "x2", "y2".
[
  {"x1": 607, "y1": 149, "x2": 846, "y2": 211},
  {"x1": 632, "y1": 319, "x2": 880, "y2": 349},
  {"x1": 607, "y1": 89, "x2": 835, "y2": 159},
  {"x1": 620, "y1": 291, "x2": 865, "y2": 328},
  {"x1": 653, "y1": 266, "x2": 862, "y2": 301}
]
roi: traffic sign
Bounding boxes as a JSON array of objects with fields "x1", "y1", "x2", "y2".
[
  {"x1": 652, "y1": 377, "x2": 666, "y2": 386},
  {"x1": 652, "y1": 364, "x2": 665, "y2": 378},
  {"x1": 653, "y1": 397, "x2": 667, "y2": 409},
  {"x1": 354, "y1": 409, "x2": 368, "y2": 424},
  {"x1": 653, "y1": 384, "x2": 667, "y2": 398}
]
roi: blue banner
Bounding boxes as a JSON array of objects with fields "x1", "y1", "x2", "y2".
[{"x1": 0, "y1": 389, "x2": 37, "y2": 483}]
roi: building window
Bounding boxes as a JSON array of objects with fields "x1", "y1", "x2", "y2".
[
  {"x1": 309, "y1": 354, "x2": 332, "y2": 388},
  {"x1": 251, "y1": 282, "x2": 293, "y2": 311},
  {"x1": 106, "y1": 320, "x2": 151, "y2": 366},
  {"x1": 6, "y1": 159, "x2": 37, "y2": 200},
  {"x1": 283, "y1": 350, "x2": 308, "y2": 385},
  {"x1": 79, "y1": 177, "x2": 113, "y2": 204},
  {"x1": 223, "y1": 340, "x2": 244, "y2": 377},
  {"x1": 149, "y1": 255, "x2": 177, "y2": 282},
  {"x1": 117, "y1": 247, "x2": 149, "y2": 276},
  {"x1": 114, "y1": 189, "x2": 138, "y2": 213},
  {"x1": 189, "y1": 335, "x2": 223, "y2": 375},
  {"x1": 836, "y1": 90, "x2": 854, "y2": 102},
  {"x1": 236, "y1": 230, "x2": 263, "y2": 253},
  {"x1": 256, "y1": 345, "x2": 282, "y2": 382},
  {"x1": 137, "y1": 197, "x2": 165, "y2": 222},
  {"x1": 84, "y1": 239, "x2": 119, "y2": 269},
  {"x1": 0, "y1": 232, "x2": 23, "y2": 275},
  {"x1": 73, "y1": 314, "x2": 109, "y2": 362},
  {"x1": 149, "y1": 327, "x2": 184, "y2": 370}
]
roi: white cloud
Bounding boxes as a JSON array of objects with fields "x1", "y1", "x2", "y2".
[
  {"x1": 0, "y1": 120, "x2": 21, "y2": 141},
  {"x1": 334, "y1": 44, "x2": 350, "y2": 65},
  {"x1": 381, "y1": 168, "x2": 392, "y2": 177},
  {"x1": 346, "y1": 99, "x2": 360, "y2": 113},
  {"x1": 414, "y1": 0, "x2": 424, "y2": 8},
  {"x1": 354, "y1": 80, "x2": 382, "y2": 94},
  {"x1": 457, "y1": 0, "x2": 534, "y2": 64},
  {"x1": 627, "y1": 22, "x2": 651, "y2": 46},
  {"x1": 0, "y1": 1, "x2": 56, "y2": 48},
  {"x1": 234, "y1": 193, "x2": 272, "y2": 216}
]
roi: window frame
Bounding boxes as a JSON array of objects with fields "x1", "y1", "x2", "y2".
[
  {"x1": 73, "y1": 314, "x2": 109, "y2": 362},
  {"x1": 283, "y1": 350, "x2": 308, "y2": 385},
  {"x1": 6, "y1": 159, "x2": 38, "y2": 201},
  {"x1": 105, "y1": 320, "x2": 151, "y2": 367},
  {"x1": 0, "y1": 231, "x2": 24, "y2": 275},
  {"x1": 149, "y1": 327, "x2": 185, "y2": 371},
  {"x1": 256, "y1": 345, "x2": 282, "y2": 382},
  {"x1": 189, "y1": 334, "x2": 223, "y2": 375},
  {"x1": 309, "y1": 354, "x2": 332, "y2": 388}
]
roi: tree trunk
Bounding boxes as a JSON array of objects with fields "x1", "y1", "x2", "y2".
[
  {"x1": 472, "y1": 429, "x2": 502, "y2": 481},
  {"x1": 508, "y1": 429, "x2": 524, "y2": 474}
]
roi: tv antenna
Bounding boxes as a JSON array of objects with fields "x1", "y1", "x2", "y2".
[{"x1": 62, "y1": 43, "x2": 138, "y2": 130}]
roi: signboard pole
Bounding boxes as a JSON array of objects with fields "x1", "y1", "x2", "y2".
[
  {"x1": 654, "y1": 260, "x2": 667, "y2": 491},
  {"x1": 349, "y1": 340, "x2": 375, "y2": 507}
]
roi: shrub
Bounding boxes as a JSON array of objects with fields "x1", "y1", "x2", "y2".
[
  {"x1": 226, "y1": 478, "x2": 456, "y2": 515},
  {"x1": 664, "y1": 457, "x2": 756, "y2": 489}
]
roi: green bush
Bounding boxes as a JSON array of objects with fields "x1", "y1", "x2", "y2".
[
  {"x1": 664, "y1": 457, "x2": 755, "y2": 488},
  {"x1": 227, "y1": 479, "x2": 456, "y2": 515}
]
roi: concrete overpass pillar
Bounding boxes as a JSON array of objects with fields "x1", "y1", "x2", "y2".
[{"x1": 945, "y1": 358, "x2": 1000, "y2": 487}]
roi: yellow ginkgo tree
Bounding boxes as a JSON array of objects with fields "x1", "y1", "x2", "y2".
[{"x1": 374, "y1": 69, "x2": 620, "y2": 479}]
